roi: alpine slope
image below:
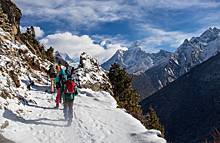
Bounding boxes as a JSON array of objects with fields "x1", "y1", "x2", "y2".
[{"x1": 1, "y1": 86, "x2": 165, "y2": 143}]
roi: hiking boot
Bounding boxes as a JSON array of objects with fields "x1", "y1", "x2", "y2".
[{"x1": 54, "y1": 103, "x2": 59, "y2": 109}]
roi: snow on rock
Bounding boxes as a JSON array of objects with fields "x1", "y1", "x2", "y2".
[{"x1": 73, "y1": 52, "x2": 113, "y2": 94}]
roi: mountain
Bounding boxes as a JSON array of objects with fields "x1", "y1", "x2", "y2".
[
  {"x1": 132, "y1": 27, "x2": 220, "y2": 102},
  {"x1": 54, "y1": 51, "x2": 78, "y2": 68},
  {"x1": 101, "y1": 40, "x2": 172, "y2": 73},
  {"x1": 140, "y1": 51, "x2": 220, "y2": 143},
  {"x1": 0, "y1": 27, "x2": 166, "y2": 143}
]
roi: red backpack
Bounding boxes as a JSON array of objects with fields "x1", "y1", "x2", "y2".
[{"x1": 64, "y1": 79, "x2": 75, "y2": 94}]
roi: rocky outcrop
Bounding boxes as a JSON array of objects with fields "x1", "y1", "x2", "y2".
[
  {"x1": 73, "y1": 52, "x2": 113, "y2": 94},
  {"x1": 0, "y1": 0, "x2": 22, "y2": 39}
]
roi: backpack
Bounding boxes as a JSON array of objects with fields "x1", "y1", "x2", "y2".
[
  {"x1": 56, "y1": 65, "x2": 61, "y2": 73},
  {"x1": 64, "y1": 79, "x2": 75, "y2": 94},
  {"x1": 49, "y1": 65, "x2": 57, "y2": 78},
  {"x1": 56, "y1": 74, "x2": 66, "y2": 89}
]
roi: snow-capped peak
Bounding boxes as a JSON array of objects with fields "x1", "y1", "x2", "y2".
[
  {"x1": 54, "y1": 51, "x2": 79, "y2": 68},
  {"x1": 129, "y1": 40, "x2": 143, "y2": 51},
  {"x1": 200, "y1": 27, "x2": 220, "y2": 42}
]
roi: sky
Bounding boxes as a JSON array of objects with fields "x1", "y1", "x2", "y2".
[{"x1": 12, "y1": 0, "x2": 220, "y2": 64}]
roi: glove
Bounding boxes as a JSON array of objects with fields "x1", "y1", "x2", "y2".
[{"x1": 59, "y1": 100, "x2": 62, "y2": 103}]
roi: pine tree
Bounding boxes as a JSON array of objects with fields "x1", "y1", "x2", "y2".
[
  {"x1": 46, "y1": 46, "x2": 56, "y2": 63},
  {"x1": 65, "y1": 62, "x2": 70, "y2": 68},
  {"x1": 58, "y1": 60, "x2": 63, "y2": 65},
  {"x1": 109, "y1": 63, "x2": 165, "y2": 139},
  {"x1": 145, "y1": 106, "x2": 165, "y2": 138},
  {"x1": 108, "y1": 63, "x2": 141, "y2": 116},
  {"x1": 0, "y1": 4, "x2": 12, "y2": 34}
]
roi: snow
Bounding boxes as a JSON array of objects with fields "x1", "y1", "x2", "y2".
[
  {"x1": 0, "y1": 28, "x2": 165, "y2": 143},
  {"x1": 0, "y1": 86, "x2": 165, "y2": 143}
]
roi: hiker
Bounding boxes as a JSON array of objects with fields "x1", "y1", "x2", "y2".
[
  {"x1": 47, "y1": 64, "x2": 58, "y2": 93},
  {"x1": 54, "y1": 68, "x2": 67, "y2": 108},
  {"x1": 56, "y1": 64, "x2": 61, "y2": 73},
  {"x1": 65, "y1": 66, "x2": 70, "y2": 75},
  {"x1": 59, "y1": 74, "x2": 79, "y2": 126}
]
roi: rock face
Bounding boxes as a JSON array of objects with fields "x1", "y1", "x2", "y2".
[
  {"x1": 140, "y1": 52, "x2": 220, "y2": 143},
  {"x1": 132, "y1": 27, "x2": 220, "y2": 102},
  {"x1": 101, "y1": 40, "x2": 172, "y2": 73},
  {"x1": 0, "y1": 0, "x2": 22, "y2": 39},
  {"x1": 73, "y1": 52, "x2": 113, "y2": 94}
]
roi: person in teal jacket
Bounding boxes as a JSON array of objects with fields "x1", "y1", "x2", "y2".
[
  {"x1": 59, "y1": 74, "x2": 79, "y2": 127},
  {"x1": 54, "y1": 68, "x2": 67, "y2": 108}
]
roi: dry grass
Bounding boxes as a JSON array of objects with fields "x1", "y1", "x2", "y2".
[
  {"x1": 9, "y1": 70, "x2": 20, "y2": 87},
  {"x1": 0, "y1": 89, "x2": 11, "y2": 99},
  {"x1": 1, "y1": 120, "x2": 9, "y2": 129}
]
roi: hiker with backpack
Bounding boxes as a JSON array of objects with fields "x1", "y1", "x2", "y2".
[
  {"x1": 47, "y1": 64, "x2": 58, "y2": 93},
  {"x1": 59, "y1": 71, "x2": 79, "y2": 127},
  {"x1": 65, "y1": 66, "x2": 70, "y2": 75},
  {"x1": 54, "y1": 68, "x2": 67, "y2": 108},
  {"x1": 56, "y1": 65, "x2": 61, "y2": 73}
]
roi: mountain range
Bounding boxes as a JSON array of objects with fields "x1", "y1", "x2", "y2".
[
  {"x1": 101, "y1": 40, "x2": 173, "y2": 73},
  {"x1": 140, "y1": 51, "x2": 220, "y2": 143},
  {"x1": 54, "y1": 51, "x2": 78, "y2": 68},
  {"x1": 131, "y1": 27, "x2": 220, "y2": 101}
]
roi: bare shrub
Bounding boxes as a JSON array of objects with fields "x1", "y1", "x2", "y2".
[
  {"x1": 1, "y1": 120, "x2": 9, "y2": 129},
  {"x1": 9, "y1": 70, "x2": 20, "y2": 87},
  {"x1": 0, "y1": 89, "x2": 11, "y2": 99}
]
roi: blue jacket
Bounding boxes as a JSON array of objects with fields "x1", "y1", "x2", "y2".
[{"x1": 54, "y1": 69, "x2": 67, "y2": 89}]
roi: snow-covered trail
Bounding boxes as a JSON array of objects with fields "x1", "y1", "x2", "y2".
[{"x1": 1, "y1": 83, "x2": 165, "y2": 143}]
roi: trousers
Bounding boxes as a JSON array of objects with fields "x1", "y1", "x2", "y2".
[
  {"x1": 63, "y1": 99, "x2": 74, "y2": 122},
  {"x1": 50, "y1": 78, "x2": 55, "y2": 93}
]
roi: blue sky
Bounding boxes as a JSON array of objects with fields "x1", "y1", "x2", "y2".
[{"x1": 12, "y1": 0, "x2": 220, "y2": 64}]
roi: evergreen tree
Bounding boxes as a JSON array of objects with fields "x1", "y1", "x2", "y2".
[
  {"x1": 109, "y1": 63, "x2": 165, "y2": 138},
  {"x1": 30, "y1": 26, "x2": 35, "y2": 38},
  {"x1": 108, "y1": 63, "x2": 141, "y2": 116},
  {"x1": 38, "y1": 45, "x2": 47, "y2": 60},
  {"x1": 65, "y1": 62, "x2": 70, "y2": 68},
  {"x1": 46, "y1": 46, "x2": 56, "y2": 63},
  {"x1": 58, "y1": 60, "x2": 63, "y2": 65},
  {"x1": 0, "y1": 4, "x2": 12, "y2": 34},
  {"x1": 145, "y1": 106, "x2": 165, "y2": 138}
]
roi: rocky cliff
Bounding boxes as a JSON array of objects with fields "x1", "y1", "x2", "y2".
[{"x1": 0, "y1": 0, "x2": 22, "y2": 39}]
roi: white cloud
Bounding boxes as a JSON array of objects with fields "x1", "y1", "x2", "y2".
[
  {"x1": 19, "y1": 26, "x2": 44, "y2": 38},
  {"x1": 136, "y1": 25, "x2": 200, "y2": 52},
  {"x1": 34, "y1": 27, "x2": 44, "y2": 38},
  {"x1": 39, "y1": 32, "x2": 127, "y2": 64},
  {"x1": 136, "y1": 0, "x2": 220, "y2": 9}
]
